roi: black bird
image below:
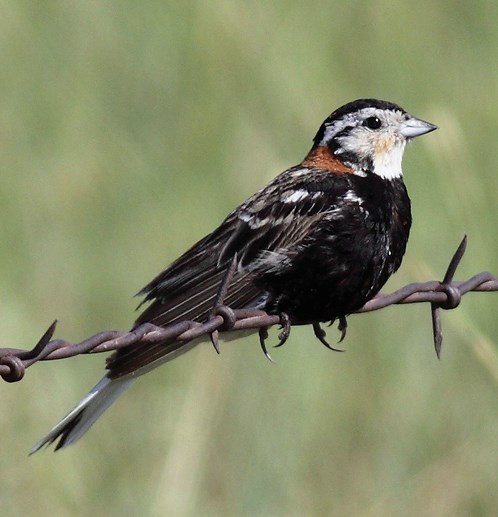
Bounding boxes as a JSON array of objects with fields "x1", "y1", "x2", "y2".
[{"x1": 31, "y1": 99, "x2": 437, "y2": 452}]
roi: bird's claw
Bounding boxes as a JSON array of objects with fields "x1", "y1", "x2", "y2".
[
  {"x1": 258, "y1": 327, "x2": 274, "y2": 362},
  {"x1": 313, "y1": 322, "x2": 344, "y2": 352},
  {"x1": 274, "y1": 312, "x2": 291, "y2": 348},
  {"x1": 338, "y1": 316, "x2": 348, "y2": 343}
]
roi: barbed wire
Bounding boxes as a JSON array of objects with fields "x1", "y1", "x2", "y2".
[{"x1": 0, "y1": 236, "x2": 496, "y2": 383}]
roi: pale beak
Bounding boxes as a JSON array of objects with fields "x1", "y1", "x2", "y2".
[{"x1": 400, "y1": 116, "x2": 438, "y2": 139}]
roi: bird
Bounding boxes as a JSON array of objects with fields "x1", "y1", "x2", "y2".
[{"x1": 30, "y1": 98, "x2": 437, "y2": 452}]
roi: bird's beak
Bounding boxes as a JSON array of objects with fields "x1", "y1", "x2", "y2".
[{"x1": 400, "y1": 116, "x2": 438, "y2": 139}]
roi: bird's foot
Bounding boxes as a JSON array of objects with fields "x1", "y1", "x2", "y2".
[{"x1": 313, "y1": 322, "x2": 344, "y2": 352}]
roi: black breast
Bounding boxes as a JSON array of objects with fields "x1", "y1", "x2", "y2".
[{"x1": 258, "y1": 174, "x2": 411, "y2": 324}]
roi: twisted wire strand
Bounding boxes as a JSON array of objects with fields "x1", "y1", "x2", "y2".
[{"x1": 0, "y1": 237, "x2": 496, "y2": 382}]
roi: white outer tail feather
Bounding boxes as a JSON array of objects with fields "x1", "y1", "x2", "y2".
[
  {"x1": 30, "y1": 336, "x2": 208, "y2": 453},
  {"x1": 29, "y1": 376, "x2": 133, "y2": 454},
  {"x1": 30, "y1": 332, "x2": 252, "y2": 453}
]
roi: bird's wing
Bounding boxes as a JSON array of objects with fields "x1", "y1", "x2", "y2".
[{"x1": 107, "y1": 167, "x2": 350, "y2": 378}]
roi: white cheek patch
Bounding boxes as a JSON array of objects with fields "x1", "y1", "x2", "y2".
[
  {"x1": 338, "y1": 131, "x2": 406, "y2": 180},
  {"x1": 319, "y1": 107, "x2": 411, "y2": 181}
]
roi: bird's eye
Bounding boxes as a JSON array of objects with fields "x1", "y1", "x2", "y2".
[{"x1": 363, "y1": 116, "x2": 382, "y2": 130}]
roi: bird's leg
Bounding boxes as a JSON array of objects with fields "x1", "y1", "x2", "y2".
[
  {"x1": 209, "y1": 254, "x2": 238, "y2": 354},
  {"x1": 312, "y1": 322, "x2": 344, "y2": 352},
  {"x1": 337, "y1": 316, "x2": 348, "y2": 343},
  {"x1": 274, "y1": 312, "x2": 291, "y2": 348},
  {"x1": 212, "y1": 253, "x2": 238, "y2": 310},
  {"x1": 258, "y1": 313, "x2": 291, "y2": 360}
]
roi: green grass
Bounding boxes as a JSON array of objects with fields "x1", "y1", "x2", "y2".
[{"x1": 0, "y1": 1, "x2": 497, "y2": 516}]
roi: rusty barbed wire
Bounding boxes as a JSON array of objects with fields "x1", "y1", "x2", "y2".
[{"x1": 0, "y1": 236, "x2": 496, "y2": 383}]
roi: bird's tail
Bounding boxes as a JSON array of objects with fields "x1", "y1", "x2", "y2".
[{"x1": 29, "y1": 376, "x2": 133, "y2": 454}]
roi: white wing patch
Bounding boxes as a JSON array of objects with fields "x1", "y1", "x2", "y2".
[
  {"x1": 283, "y1": 189, "x2": 309, "y2": 203},
  {"x1": 239, "y1": 212, "x2": 252, "y2": 222},
  {"x1": 251, "y1": 250, "x2": 292, "y2": 272},
  {"x1": 283, "y1": 190, "x2": 324, "y2": 204},
  {"x1": 343, "y1": 190, "x2": 364, "y2": 205}
]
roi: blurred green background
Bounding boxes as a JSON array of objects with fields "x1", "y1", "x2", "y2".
[{"x1": 0, "y1": 1, "x2": 497, "y2": 516}]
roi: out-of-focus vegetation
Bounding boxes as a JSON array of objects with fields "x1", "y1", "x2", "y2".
[{"x1": 0, "y1": 2, "x2": 497, "y2": 516}]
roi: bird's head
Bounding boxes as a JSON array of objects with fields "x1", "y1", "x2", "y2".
[{"x1": 310, "y1": 99, "x2": 437, "y2": 180}]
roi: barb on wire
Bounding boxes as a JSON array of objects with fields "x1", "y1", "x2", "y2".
[{"x1": 0, "y1": 236, "x2": 497, "y2": 383}]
